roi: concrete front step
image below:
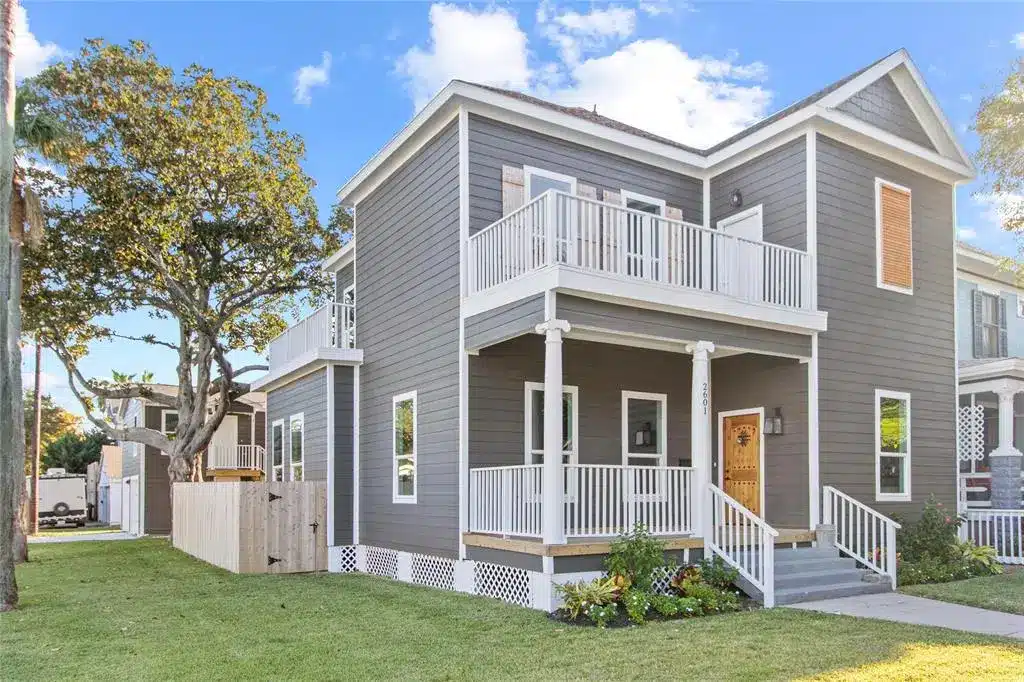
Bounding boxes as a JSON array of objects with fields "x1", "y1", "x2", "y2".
[
  {"x1": 775, "y1": 567, "x2": 868, "y2": 590},
  {"x1": 775, "y1": 579, "x2": 891, "y2": 605},
  {"x1": 774, "y1": 556, "x2": 859, "y2": 575}
]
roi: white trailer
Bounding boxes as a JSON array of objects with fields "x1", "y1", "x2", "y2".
[{"x1": 37, "y1": 469, "x2": 87, "y2": 527}]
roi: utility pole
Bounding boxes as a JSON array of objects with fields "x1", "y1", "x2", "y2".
[{"x1": 29, "y1": 340, "x2": 40, "y2": 534}]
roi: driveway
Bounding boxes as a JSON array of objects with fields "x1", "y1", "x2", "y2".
[{"x1": 788, "y1": 592, "x2": 1024, "y2": 639}]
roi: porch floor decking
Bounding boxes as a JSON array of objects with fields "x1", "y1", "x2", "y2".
[{"x1": 462, "y1": 528, "x2": 816, "y2": 557}]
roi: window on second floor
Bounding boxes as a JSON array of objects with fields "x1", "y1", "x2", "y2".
[
  {"x1": 875, "y1": 178, "x2": 913, "y2": 294},
  {"x1": 973, "y1": 289, "x2": 1007, "y2": 359}
]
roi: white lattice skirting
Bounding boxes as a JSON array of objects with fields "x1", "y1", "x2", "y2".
[{"x1": 328, "y1": 544, "x2": 574, "y2": 610}]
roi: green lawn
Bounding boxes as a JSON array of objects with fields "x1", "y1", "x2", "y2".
[
  {"x1": 901, "y1": 569, "x2": 1024, "y2": 615},
  {"x1": 3, "y1": 540, "x2": 1023, "y2": 681}
]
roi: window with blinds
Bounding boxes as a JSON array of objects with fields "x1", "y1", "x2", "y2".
[{"x1": 875, "y1": 179, "x2": 913, "y2": 293}]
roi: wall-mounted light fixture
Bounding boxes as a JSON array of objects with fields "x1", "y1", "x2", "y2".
[
  {"x1": 770, "y1": 407, "x2": 784, "y2": 436},
  {"x1": 730, "y1": 189, "x2": 743, "y2": 208},
  {"x1": 634, "y1": 421, "x2": 654, "y2": 447}
]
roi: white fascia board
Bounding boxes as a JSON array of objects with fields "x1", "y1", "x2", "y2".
[
  {"x1": 251, "y1": 348, "x2": 363, "y2": 392},
  {"x1": 704, "y1": 109, "x2": 817, "y2": 171},
  {"x1": 889, "y1": 62, "x2": 973, "y2": 169},
  {"x1": 322, "y1": 240, "x2": 355, "y2": 273},
  {"x1": 958, "y1": 359, "x2": 1024, "y2": 384},
  {"x1": 817, "y1": 50, "x2": 910, "y2": 110}
]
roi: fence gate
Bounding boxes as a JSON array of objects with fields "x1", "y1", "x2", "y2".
[{"x1": 265, "y1": 481, "x2": 328, "y2": 574}]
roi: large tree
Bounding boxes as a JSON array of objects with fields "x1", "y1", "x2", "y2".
[
  {"x1": 974, "y1": 57, "x2": 1024, "y2": 275},
  {"x1": 23, "y1": 390, "x2": 80, "y2": 457},
  {"x1": 42, "y1": 430, "x2": 108, "y2": 474},
  {"x1": 23, "y1": 41, "x2": 339, "y2": 498}
]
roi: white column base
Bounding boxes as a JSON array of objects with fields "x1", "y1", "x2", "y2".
[{"x1": 990, "y1": 446, "x2": 1023, "y2": 458}]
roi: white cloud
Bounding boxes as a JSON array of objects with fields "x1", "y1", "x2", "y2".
[
  {"x1": 976, "y1": 192, "x2": 1024, "y2": 232},
  {"x1": 396, "y1": 3, "x2": 772, "y2": 149},
  {"x1": 14, "y1": 5, "x2": 62, "y2": 80},
  {"x1": 960, "y1": 93, "x2": 973, "y2": 103},
  {"x1": 293, "y1": 52, "x2": 332, "y2": 105},
  {"x1": 396, "y1": 4, "x2": 531, "y2": 110},
  {"x1": 1013, "y1": 32, "x2": 1024, "y2": 49},
  {"x1": 957, "y1": 227, "x2": 977, "y2": 240}
]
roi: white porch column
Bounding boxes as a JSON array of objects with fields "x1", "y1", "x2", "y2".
[
  {"x1": 537, "y1": 319, "x2": 571, "y2": 545},
  {"x1": 991, "y1": 387, "x2": 1023, "y2": 510},
  {"x1": 686, "y1": 341, "x2": 715, "y2": 537}
]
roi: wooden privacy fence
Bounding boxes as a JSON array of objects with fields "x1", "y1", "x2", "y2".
[{"x1": 172, "y1": 481, "x2": 327, "y2": 574}]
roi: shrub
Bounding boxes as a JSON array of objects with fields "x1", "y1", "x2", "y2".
[
  {"x1": 898, "y1": 557, "x2": 975, "y2": 586},
  {"x1": 555, "y1": 577, "x2": 619, "y2": 620},
  {"x1": 895, "y1": 496, "x2": 961, "y2": 563},
  {"x1": 674, "y1": 596, "x2": 702, "y2": 617},
  {"x1": 694, "y1": 556, "x2": 739, "y2": 591},
  {"x1": 586, "y1": 602, "x2": 618, "y2": 628},
  {"x1": 605, "y1": 523, "x2": 668, "y2": 593},
  {"x1": 650, "y1": 594, "x2": 679, "y2": 617},
  {"x1": 958, "y1": 541, "x2": 1004, "y2": 575},
  {"x1": 622, "y1": 589, "x2": 651, "y2": 625}
]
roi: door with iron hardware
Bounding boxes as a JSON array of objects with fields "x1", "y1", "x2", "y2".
[
  {"x1": 720, "y1": 412, "x2": 762, "y2": 516},
  {"x1": 265, "y1": 481, "x2": 328, "y2": 574}
]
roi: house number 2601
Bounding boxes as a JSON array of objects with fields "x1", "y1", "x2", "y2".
[{"x1": 701, "y1": 382, "x2": 709, "y2": 415}]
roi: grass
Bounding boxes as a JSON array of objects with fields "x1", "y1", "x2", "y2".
[
  {"x1": 2, "y1": 540, "x2": 1023, "y2": 681},
  {"x1": 901, "y1": 568, "x2": 1024, "y2": 615}
]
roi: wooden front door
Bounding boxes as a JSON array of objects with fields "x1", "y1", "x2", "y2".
[{"x1": 721, "y1": 413, "x2": 762, "y2": 516}]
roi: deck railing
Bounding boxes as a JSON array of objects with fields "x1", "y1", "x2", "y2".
[
  {"x1": 467, "y1": 190, "x2": 811, "y2": 310},
  {"x1": 706, "y1": 483, "x2": 778, "y2": 607},
  {"x1": 267, "y1": 302, "x2": 355, "y2": 369},
  {"x1": 207, "y1": 445, "x2": 266, "y2": 471},
  {"x1": 468, "y1": 463, "x2": 696, "y2": 539},
  {"x1": 960, "y1": 509, "x2": 1024, "y2": 565},
  {"x1": 822, "y1": 485, "x2": 900, "y2": 588}
]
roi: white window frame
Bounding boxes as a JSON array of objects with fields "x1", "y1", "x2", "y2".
[
  {"x1": 342, "y1": 283, "x2": 355, "y2": 305},
  {"x1": 620, "y1": 189, "x2": 667, "y2": 216},
  {"x1": 288, "y1": 413, "x2": 305, "y2": 482},
  {"x1": 160, "y1": 410, "x2": 179, "y2": 438},
  {"x1": 875, "y1": 389, "x2": 912, "y2": 502},
  {"x1": 270, "y1": 419, "x2": 285, "y2": 482},
  {"x1": 392, "y1": 391, "x2": 418, "y2": 504},
  {"x1": 874, "y1": 177, "x2": 914, "y2": 296},
  {"x1": 523, "y1": 165, "x2": 577, "y2": 201},
  {"x1": 523, "y1": 382, "x2": 579, "y2": 465},
  {"x1": 621, "y1": 390, "x2": 668, "y2": 467},
  {"x1": 978, "y1": 290, "x2": 1002, "y2": 359},
  {"x1": 1017, "y1": 295, "x2": 1024, "y2": 318}
]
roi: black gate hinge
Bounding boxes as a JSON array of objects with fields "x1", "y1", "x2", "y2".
[
  {"x1": 309, "y1": 521, "x2": 319, "y2": 534},
  {"x1": 269, "y1": 492, "x2": 282, "y2": 502},
  {"x1": 268, "y1": 555, "x2": 282, "y2": 566}
]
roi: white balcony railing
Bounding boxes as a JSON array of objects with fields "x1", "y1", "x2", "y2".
[
  {"x1": 268, "y1": 302, "x2": 355, "y2": 369},
  {"x1": 207, "y1": 444, "x2": 265, "y2": 471},
  {"x1": 467, "y1": 190, "x2": 812, "y2": 311},
  {"x1": 468, "y1": 463, "x2": 695, "y2": 539}
]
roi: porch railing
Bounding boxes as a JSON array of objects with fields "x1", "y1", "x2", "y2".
[
  {"x1": 960, "y1": 509, "x2": 1024, "y2": 565},
  {"x1": 467, "y1": 190, "x2": 812, "y2": 311},
  {"x1": 706, "y1": 483, "x2": 778, "y2": 607},
  {"x1": 958, "y1": 471, "x2": 1024, "y2": 509},
  {"x1": 207, "y1": 445, "x2": 265, "y2": 471},
  {"x1": 267, "y1": 302, "x2": 355, "y2": 369},
  {"x1": 822, "y1": 485, "x2": 900, "y2": 588},
  {"x1": 563, "y1": 464, "x2": 695, "y2": 538},
  {"x1": 467, "y1": 463, "x2": 696, "y2": 539}
]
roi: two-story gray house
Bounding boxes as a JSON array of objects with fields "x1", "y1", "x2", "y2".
[
  {"x1": 956, "y1": 241, "x2": 1024, "y2": 512},
  {"x1": 251, "y1": 49, "x2": 975, "y2": 609}
]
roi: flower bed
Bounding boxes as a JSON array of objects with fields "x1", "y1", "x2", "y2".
[
  {"x1": 550, "y1": 524, "x2": 755, "y2": 628},
  {"x1": 895, "y1": 497, "x2": 1003, "y2": 586}
]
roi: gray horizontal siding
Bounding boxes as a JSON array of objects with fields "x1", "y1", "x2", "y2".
[
  {"x1": 333, "y1": 366, "x2": 355, "y2": 546},
  {"x1": 266, "y1": 369, "x2": 329, "y2": 482},
  {"x1": 468, "y1": 114, "x2": 703, "y2": 235},
  {"x1": 711, "y1": 138, "x2": 806, "y2": 251},
  {"x1": 356, "y1": 121, "x2": 461, "y2": 558},
  {"x1": 817, "y1": 134, "x2": 956, "y2": 517},
  {"x1": 558, "y1": 294, "x2": 812, "y2": 358},
  {"x1": 335, "y1": 263, "x2": 354, "y2": 302},
  {"x1": 837, "y1": 74, "x2": 935, "y2": 151},
  {"x1": 465, "y1": 294, "x2": 545, "y2": 350}
]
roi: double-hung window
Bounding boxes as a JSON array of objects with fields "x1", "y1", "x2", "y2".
[
  {"x1": 621, "y1": 391, "x2": 667, "y2": 467},
  {"x1": 524, "y1": 382, "x2": 578, "y2": 465},
  {"x1": 977, "y1": 291, "x2": 1003, "y2": 358},
  {"x1": 270, "y1": 420, "x2": 285, "y2": 481},
  {"x1": 875, "y1": 390, "x2": 911, "y2": 501},
  {"x1": 289, "y1": 414, "x2": 304, "y2": 481},
  {"x1": 393, "y1": 392, "x2": 417, "y2": 503},
  {"x1": 161, "y1": 410, "x2": 179, "y2": 439}
]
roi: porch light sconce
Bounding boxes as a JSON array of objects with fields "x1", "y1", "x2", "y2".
[
  {"x1": 765, "y1": 407, "x2": 784, "y2": 436},
  {"x1": 635, "y1": 421, "x2": 654, "y2": 447},
  {"x1": 730, "y1": 189, "x2": 743, "y2": 208}
]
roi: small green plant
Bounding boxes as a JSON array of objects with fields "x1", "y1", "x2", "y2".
[
  {"x1": 695, "y1": 556, "x2": 739, "y2": 591},
  {"x1": 679, "y1": 580, "x2": 726, "y2": 612},
  {"x1": 555, "y1": 577, "x2": 619, "y2": 620},
  {"x1": 650, "y1": 594, "x2": 679, "y2": 617},
  {"x1": 586, "y1": 602, "x2": 618, "y2": 628},
  {"x1": 605, "y1": 523, "x2": 668, "y2": 593},
  {"x1": 622, "y1": 589, "x2": 651, "y2": 625},
  {"x1": 958, "y1": 541, "x2": 1004, "y2": 575},
  {"x1": 674, "y1": 596, "x2": 702, "y2": 617}
]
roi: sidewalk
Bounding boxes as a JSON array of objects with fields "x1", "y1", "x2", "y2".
[
  {"x1": 29, "y1": 531, "x2": 135, "y2": 544},
  {"x1": 787, "y1": 592, "x2": 1024, "y2": 640}
]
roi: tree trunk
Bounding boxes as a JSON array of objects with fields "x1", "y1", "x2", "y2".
[
  {"x1": 28, "y1": 341, "x2": 40, "y2": 535},
  {"x1": 0, "y1": 0, "x2": 20, "y2": 611}
]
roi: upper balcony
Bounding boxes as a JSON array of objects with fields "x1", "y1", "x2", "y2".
[
  {"x1": 265, "y1": 302, "x2": 358, "y2": 372},
  {"x1": 466, "y1": 191, "x2": 825, "y2": 333}
]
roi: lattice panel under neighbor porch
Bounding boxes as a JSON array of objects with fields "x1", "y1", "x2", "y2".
[
  {"x1": 473, "y1": 561, "x2": 532, "y2": 608},
  {"x1": 958, "y1": 405, "x2": 985, "y2": 462},
  {"x1": 364, "y1": 546, "x2": 400, "y2": 580},
  {"x1": 410, "y1": 553, "x2": 456, "y2": 591}
]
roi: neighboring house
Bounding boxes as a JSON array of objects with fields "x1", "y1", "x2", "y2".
[
  {"x1": 252, "y1": 49, "x2": 974, "y2": 609},
  {"x1": 97, "y1": 444, "x2": 123, "y2": 526},
  {"x1": 110, "y1": 385, "x2": 268, "y2": 535},
  {"x1": 956, "y1": 242, "x2": 1024, "y2": 510}
]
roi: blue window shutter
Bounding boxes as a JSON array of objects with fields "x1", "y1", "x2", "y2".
[{"x1": 972, "y1": 289, "x2": 983, "y2": 358}]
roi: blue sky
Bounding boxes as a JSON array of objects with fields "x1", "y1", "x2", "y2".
[{"x1": 15, "y1": 1, "x2": 1024, "y2": 417}]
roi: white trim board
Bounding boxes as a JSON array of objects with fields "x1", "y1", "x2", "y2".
[
  {"x1": 717, "y1": 407, "x2": 767, "y2": 519},
  {"x1": 874, "y1": 389, "x2": 912, "y2": 503},
  {"x1": 251, "y1": 348, "x2": 364, "y2": 392},
  {"x1": 322, "y1": 239, "x2": 355, "y2": 273},
  {"x1": 524, "y1": 382, "x2": 579, "y2": 465},
  {"x1": 621, "y1": 390, "x2": 669, "y2": 468}
]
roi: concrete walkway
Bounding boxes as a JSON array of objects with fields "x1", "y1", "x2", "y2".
[
  {"x1": 788, "y1": 592, "x2": 1024, "y2": 639},
  {"x1": 29, "y1": 531, "x2": 135, "y2": 544}
]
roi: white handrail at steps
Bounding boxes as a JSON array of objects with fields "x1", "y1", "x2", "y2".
[
  {"x1": 822, "y1": 485, "x2": 901, "y2": 588},
  {"x1": 706, "y1": 483, "x2": 779, "y2": 608}
]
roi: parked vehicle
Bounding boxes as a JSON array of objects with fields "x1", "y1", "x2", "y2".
[{"x1": 37, "y1": 469, "x2": 87, "y2": 527}]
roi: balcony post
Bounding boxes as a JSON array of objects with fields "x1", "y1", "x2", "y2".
[
  {"x1": 686, "y1": 341, "x2": 715, "y2": 539},
  {"x1": 545, "y1": 191, "x2": 557, "y2": 266},
  {"x1": 537, "y1": 319, "x2": 571, "y2": 545}
]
